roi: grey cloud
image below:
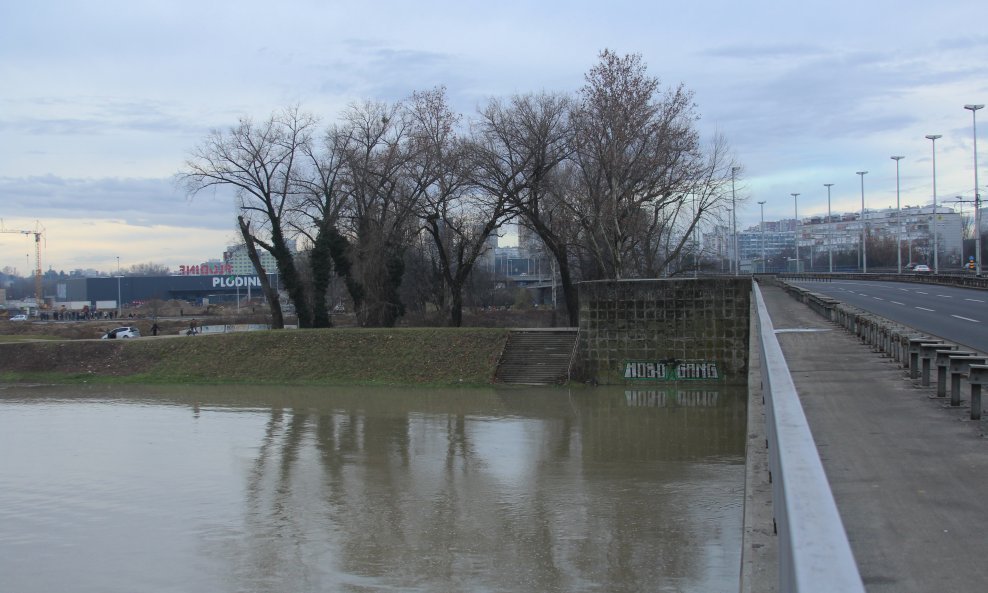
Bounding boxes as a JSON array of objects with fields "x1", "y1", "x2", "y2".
[
  {"x1": 312, "y1": 40, "x2": 472, "y2": 104},
  {"x1": 0, "y1": 175, "x2": 235, "y2": 230},
  {"x1": 0, "y1": 98, "x2": 201, "y2": 137},
  {"x1": 700, "y1": 43, "x2": 827, "y2": 60}
]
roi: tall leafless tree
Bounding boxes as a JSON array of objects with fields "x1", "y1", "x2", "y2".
[
  {"x1": 569, "y1": 49, "x2": 704, "y2": 279},
  {"x1": 336, "y1": 100, "x2": 423, "y2": 327},
  {"x1": 409, "y1": 88, "x2": 514, "y2": 326},
  {"x1": 471, "y1": 93, "x2": 578, "y2": 325},
  {"x1": 180, "y1": 106, "x2": 317, "y2": 327},
  {"x1": 292, "y1": 123, "x2": 354, "y2": 328}
]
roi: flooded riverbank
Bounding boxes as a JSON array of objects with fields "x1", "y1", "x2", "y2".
[{"x1": 0, "y1": 383, "x2": 746, "y2": 593}]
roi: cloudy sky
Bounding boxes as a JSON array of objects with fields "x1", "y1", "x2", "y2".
[{"x1": 1, "y1": 0, "x2": 986, "y2": 275}]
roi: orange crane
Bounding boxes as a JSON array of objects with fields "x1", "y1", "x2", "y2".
[{"x1": 1, "y1": 221, "x2": 45, "y2": 309}]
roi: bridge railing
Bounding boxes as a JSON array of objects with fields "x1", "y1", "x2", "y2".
[
  {"x1": 753, "y1": 281, "x2": 866, "y2": 593},
  {"x1": 777, "y1": 271, "x2": 988, "y2": 290}
]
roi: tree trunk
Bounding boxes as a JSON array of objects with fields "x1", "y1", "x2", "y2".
[
  {"x1": 238, "y1": 216, "x2": 284, "y2": 329},
  {"x1": 269, "y1": 224, "x2": 313, "y2": 328},
  {"x1": 449, "y1": 283, "x2": 464, "y2": 327},
  {"x1": 309, "y1": 223, "x2": 334, "y2": 328}
]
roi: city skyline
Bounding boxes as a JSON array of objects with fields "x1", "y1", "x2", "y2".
[{"x1": 1, "y1": 0, "x2": 985, "y2": 273}]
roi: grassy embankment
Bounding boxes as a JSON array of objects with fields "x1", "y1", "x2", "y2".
[{"x1": 0, "y1": 327, "x2": 511, "y2": 386}]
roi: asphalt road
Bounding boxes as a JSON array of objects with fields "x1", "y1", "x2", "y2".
[{"x1": 789, "y1": 279, "x2": 988, "y2": 353}]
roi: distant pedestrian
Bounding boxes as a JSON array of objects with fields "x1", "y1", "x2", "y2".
[
  {"x1": 150, "y1": 322, "x2": 159, "y2": 336},
  {"x1": 188, "y1": 319, "x2": 198, "y2": 336}
]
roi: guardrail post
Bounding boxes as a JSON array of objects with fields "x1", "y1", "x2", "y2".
[
  {"x1": 920, "y1": 343, "x2": 952, "y2": 387},
  {"x1": 937, "y1": 350, "x2": 974, "y2": 398},
  {"x1": 968, "y1": 365, "x2": 988, "y2": 420},
  {"x1": 949, "y1": 356, "x2": 987, "y2": 407},
  {"x1": 908, "y1": 338, "x2": 937, "y2": 379}
]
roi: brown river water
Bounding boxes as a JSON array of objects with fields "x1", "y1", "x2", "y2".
[{"x1": 0, "y1": 383, "x2": 747, "y2": 593}]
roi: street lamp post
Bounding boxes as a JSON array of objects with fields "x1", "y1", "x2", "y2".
[
  {"x1": 791, "y1": 193, "x2": 800, "y2": 271},
  {"x1": 731, "y1": 166, "x2": 739, "y2": 275},
  {"x1": 857, "y1": 171, "x2": 868, "y2": 273},
  {"x1": 824, "y1": 184, "x2": 834, "y2": 272},
  {"x1": 958, "y1": 195, "x2": 967, "y2": 266},
  {"x1": 892, "y1": 156, "x2": 905, "y2": 273},
  {"x1": 964, "y1": 104, "x2": 984, "y2": 275},
  {"x1": 926, "y1": 135, "x2": 942, "y2": 273},
  {"x1": 116, "y1": 256, "x2": 122, "y2": 318},
  {"x1": 758, "y1": 200, "x2": 767, "y2": 272}
]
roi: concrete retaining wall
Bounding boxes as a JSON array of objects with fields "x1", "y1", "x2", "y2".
[{"x1": 575, "y1": 278, "x2": 751, "y2": 384}]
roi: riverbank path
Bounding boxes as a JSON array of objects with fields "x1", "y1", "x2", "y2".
[{"x1": 758, "y1": 283, "x2": 988, "y2": 593}]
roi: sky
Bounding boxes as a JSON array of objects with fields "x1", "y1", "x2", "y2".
[{"x1": 1, "y1": 0, "x2": 986, "y2": 275}]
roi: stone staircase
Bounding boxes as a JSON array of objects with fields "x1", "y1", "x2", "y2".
[{"x1": 494, "y1": 328, "x2": 579, "y2": 385}]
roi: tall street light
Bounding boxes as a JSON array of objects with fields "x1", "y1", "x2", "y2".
[
  {"x1": 891, "y1": 156, "x2": 905, "y2": 273},
  {"x1": 791, "y1": 193, "x2": 800, "y2": 271},
  {"x1": 857, "y1": 171, "x2": 868, "y2": 273},
  {"x1": 824, "y1": 184, "x2": 834, "y2": 272},
  {"x1": 958, "y1": 195, "x2": 967, "y2": 265},
  {"x1": 116, "y1": 256, "x2": 122, "y2": 318},
  {"x1": 758, "y1": 200, "x2": 767, "y2": 272},
  {"x1": 731, "y1": 166, "x2": 740, "y2": 275},
  {"x1": 926, "y1": 135, "x2": 942, "y2": 273},
  {"x1": 964, "y1": 104, "x2": 984, "y2": 275}
]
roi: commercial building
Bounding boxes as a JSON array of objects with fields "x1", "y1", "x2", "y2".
[
  {"x1": 56, "y1": 274, "x2": 274, "y2": 311},
  {"x1": 732, "y1": 205, "x2": 965, "y2": 270}
]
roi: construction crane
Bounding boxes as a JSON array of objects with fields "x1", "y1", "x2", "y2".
[{"x1": 1, "y1": 220, "x2": 45, "y2": 309}]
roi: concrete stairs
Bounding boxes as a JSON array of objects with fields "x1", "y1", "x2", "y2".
[{"x1": 495, "y1": 328, "x2": 579, "y2": 385}]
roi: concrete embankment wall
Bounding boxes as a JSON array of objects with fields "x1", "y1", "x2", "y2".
[{"x1": 575, "y1": 278, "x2": 752, "y2": 385}]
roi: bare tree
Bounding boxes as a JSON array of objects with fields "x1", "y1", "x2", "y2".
[
  {"x1": 639, "y1": 133, "x2": 739, "y2": 277},
  {"x1": 409, "y1": 88, "x2": 514, "y2": 326},
  {"x1": 292, "y1": 122, "x2": 354, "y2": 328},
  {"x1": 180, "y1": 106, "x2": 317, "y2": 328},
  {"x1": 568, "y1": 49, "x2": 704, "y2": 279},
  {"x1": 471, "y1": 93, "x2": 578, "y2": 325},
  {"x1": 335, "y1": 100, "x2": 423, "y2": 327}
]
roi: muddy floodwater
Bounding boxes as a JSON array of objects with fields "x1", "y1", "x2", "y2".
[{"x1": 0, "y1": 383, "x2": 747, "y2": 593}]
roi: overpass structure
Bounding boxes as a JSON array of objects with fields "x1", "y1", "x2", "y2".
[{"x1": 745, "y1": 275, "x2": 988, "y2": 592}]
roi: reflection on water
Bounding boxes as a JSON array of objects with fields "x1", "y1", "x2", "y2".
[{"x1": 0, "y1": 383, "x2": 746, "y2": 593}]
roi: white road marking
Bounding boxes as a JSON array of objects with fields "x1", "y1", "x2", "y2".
[
  {"x1": 891, "y1": 301, "x2": 905, "y2": 305},
  {"x1": 965, "y1": 298, "x2": 986, "y2": 303},
  {"x1": 916, "y1": 307, "x2": 935, "y2": 311},
  {"x1": 951, "y1": 315, "x2": 981, "y2": 323},
  {"x1": 917, "y1": 291, "x2": 929, "y2": 295},
  {"x1": 937, "y1": 294, "x2": 953, "y2": 298},
  {"x1": 873, "y1": 297, "x2": 884, "y2": 300}
]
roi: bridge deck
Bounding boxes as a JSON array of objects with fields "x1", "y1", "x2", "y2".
[{"x1": 755, "y1": 283, "x2": 988, "y2": 592}]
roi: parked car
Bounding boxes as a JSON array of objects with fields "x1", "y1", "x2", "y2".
[
  {"x1": 101, "y1": 326, "x2": 141, "y2": 339},
  {"x1": 912, "y1": 264, "x2": 931, "y2": 273},
  {"x1": 9, "y1": 314, "x2": 28, "y2": 321}
]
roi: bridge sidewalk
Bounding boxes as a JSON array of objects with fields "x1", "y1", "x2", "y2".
[{"x1": 758, "y1": 283, "x2": 988, "y2": 592}]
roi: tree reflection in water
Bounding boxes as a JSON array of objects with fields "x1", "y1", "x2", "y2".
[
  {"x1": 0, "y1": 383, "x2": 743, "y2": 592},
  {"x1": 218, "y1": 384, "x2": 746, "y2": 593}
]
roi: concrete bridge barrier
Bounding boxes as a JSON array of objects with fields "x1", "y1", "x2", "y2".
[{"x1": 752, "y1": 281, "x2": 865, "y2": 593}]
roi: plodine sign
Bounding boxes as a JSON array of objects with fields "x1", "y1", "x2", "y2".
[{"x1": 211, "y1": 276, "x2": 262, "y2": 288}]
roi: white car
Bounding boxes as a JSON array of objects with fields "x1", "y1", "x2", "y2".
[
  {"x1": 912, "y1": 264, "x2": 931, "y2": 273},
  {"x1": 9, "y1": 314, "x2": 28, "y2": 321},
  {"x1": 101, "y1": 326, "x2": 141, "y2": 339}
]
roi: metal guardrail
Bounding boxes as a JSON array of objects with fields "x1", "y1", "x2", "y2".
[
  {"x1": 753, "y1": 282, "x2": 866, "y2": 593},
  {"x1": 778, "y1": 272, "x2": 988, "y2": 290}
]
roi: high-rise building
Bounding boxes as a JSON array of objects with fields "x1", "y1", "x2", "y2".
[{"x1": 224, "y1": 244, "x2": 279, "y2": 275}]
